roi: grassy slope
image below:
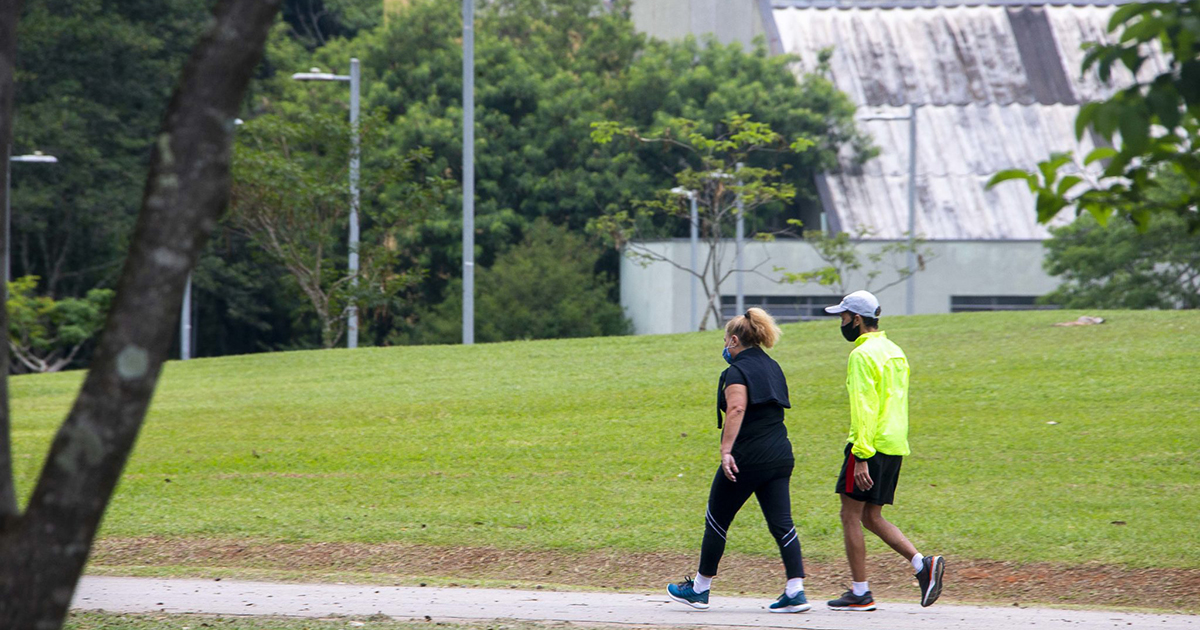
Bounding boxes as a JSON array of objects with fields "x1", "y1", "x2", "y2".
[{"x1": 11, "y1": 311, "x2": 1200, "y2": 568}]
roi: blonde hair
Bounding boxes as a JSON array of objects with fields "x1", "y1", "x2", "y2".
[{"x1": 725, "y1": 307, "x2": 782, "y2": 349}]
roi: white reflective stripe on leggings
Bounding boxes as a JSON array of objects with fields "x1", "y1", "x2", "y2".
[{"x1": 704, "y1": 509, "x2": 728, "y2": 540}]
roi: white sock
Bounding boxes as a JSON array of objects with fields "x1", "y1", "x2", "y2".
[
  {"x1": 785, "y1": 577, "x2": 804, "y2": 597},
  {"x1": 852, "y1": 581, "x2": 869, "y2": 596},
  {"x1": 693, "y1": 573, "x2": 712, "y2": 593},
  {"x1": 911, "y1": 553, "x2": 925, "y2": 573}
]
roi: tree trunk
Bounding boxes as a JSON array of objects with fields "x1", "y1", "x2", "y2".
[
  {"x1": 321, "y1": 315, "x2": 336, "y2": 349},
  {"x1": 0, "y1": 0, "x2": 282, "y2": 627},
  {"x1": 0, "y1": 0, "x2": 22, "y2": 522}
]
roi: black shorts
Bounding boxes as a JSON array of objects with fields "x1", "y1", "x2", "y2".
[{"x1": 835, "y1": 442, "x2": 903, "y2": 505}]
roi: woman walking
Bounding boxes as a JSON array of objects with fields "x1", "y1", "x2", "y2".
[{"x1": 667, "y1": 308, "x2": 809, "y2": 613}]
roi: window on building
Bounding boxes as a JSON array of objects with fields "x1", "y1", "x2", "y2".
[
  {"x1": 950, "y1": 296, "x2": 1058, "y2": 312},
  {"x1": 720, "y1": 295, "x2": 842, "y2": 323}
]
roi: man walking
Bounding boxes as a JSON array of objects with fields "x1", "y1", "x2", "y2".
[{"x1": 823, "y1": 290, "x2": 945, "y2": 611}]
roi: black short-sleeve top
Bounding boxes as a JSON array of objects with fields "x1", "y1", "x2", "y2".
[{"x1": 717, "y1": 346, "x2": 793, "y2": 469}]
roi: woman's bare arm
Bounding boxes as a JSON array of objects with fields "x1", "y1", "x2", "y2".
[{"x1": 720, "y1": 384, "x2": 748, "y2": 481}]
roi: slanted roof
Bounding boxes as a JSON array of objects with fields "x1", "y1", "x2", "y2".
[
  {"x1": 771, "y1": 1, "x2": 1162, "y2": 239},
  {"x1": 824, "y1": 104, "x2": 1090, "y2": 240}
]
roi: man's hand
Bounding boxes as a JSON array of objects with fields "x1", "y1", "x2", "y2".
[
  {"x1": 721, "y1": 452, "x2": 739, "y2": 482},
  {"x1": 853, "y1": 459, "x2": 873, "y2": 491}
]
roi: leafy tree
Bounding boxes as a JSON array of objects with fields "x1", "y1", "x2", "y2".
[
  {"x1": 229, "y1": 111, "x2": 445, "y2": 348},
  {"x1": 284, "y1": 0, "x2": 382, "y2": 49},
  {"x1": 6, "y1": 276, "x2": 111, "y2": 373},
  {"x1": 256, "y1": 0, "x2": 866, "y2": 342},
  {"x1": 591, "y1": 114, "x2": 812, "y2": 330},
  {"x1": 410, "y1": 220, "x2": 630, "y2": 343},
  {"x1": 777, "y1": 226, "x2": 935, "y2": 298},
  {"x1": 5, "y1": 0, "x2": 867, "y2": 357},
  {"x1": 988, "y1": 0, "x2": 1200, "y2": 232},
  {"x1": 1042, "y1": 210, "x2": 1200, "y2": 309},
  {"x1": 611, "y1": 39, "x2": 872, "y2": 232},
  {"x1": 0, "y1": 0, "x2": 283, "y2": 625},
  {"x1": 11, "y1": 0, "x2": 211, "y2": 297}
]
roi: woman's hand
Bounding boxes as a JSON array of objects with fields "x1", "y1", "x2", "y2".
[{"x1": 721, "y1": 452, "x2": 739, "y2": 482}]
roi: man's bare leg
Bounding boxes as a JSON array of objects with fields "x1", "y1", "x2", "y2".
[
  {"x1": 838, "y1": 494, "x2": 869, "y2": 582},
  {"x1": 861, "y1": 503, "x2": 918, "y2": 561}
]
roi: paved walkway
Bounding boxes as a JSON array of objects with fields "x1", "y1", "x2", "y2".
[{"x1": 73, "y1": 576, "x2": 1197, "y2": 629}]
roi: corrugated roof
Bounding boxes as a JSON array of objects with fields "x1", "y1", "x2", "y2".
[
  {"x1": 772, "y1": 3, "x2": 1162, "y2": 105},
  {"x1": 826, "y1": 105, "x2": 1089, "y2": 240},
  {"x1": 1045, "y1": 5, "x2": 1170, "y2": 101},
  {"x1": 775, "y1": 5, "x2": 1036, "y2": 106},
  {"x1": 771, "y1": 2, "x2": 1156, "y2": 239}
]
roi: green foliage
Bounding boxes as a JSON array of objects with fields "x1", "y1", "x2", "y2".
[
  {"x1": 988, "y1": 0, "x2": 1200, "y2": 231},
  {"x1": 251, "y1": 0, "x2": 866, "y2": 342},
  {"x1": 11, "y1": 312, "x2": 1200, "y2": 569},
  {"x1": 777, "y1": 224, "x2": 934, "y2": 297},
  {"x1": 11, "y1": 0, "x2": 867, "y2": 354},
  {"x1": 410, "y1": 220, "x2": 630, "y2": 343},
  {"x1": 11, "y1": 0, "x2": 211, "y2": 297},
  {"x1": 1042, "y1": 212, "x2": 1200, "y2": 309},
  {"x1": 230, "y1": 110, "x2": 448, "y2": 348},
  {"x1": 283, "y1": 0, "x2": 383, "y2": 49},
  {"x1": 591, "y1": 114, "x2": 812, "y2": 328},
  {"x1": 6, "y1": 275, "x2": 112, "y2": 373}
]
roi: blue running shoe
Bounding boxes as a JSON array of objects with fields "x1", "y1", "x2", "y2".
[
  {"x1": 667, "y1": 577, "x2": 710, "y2": 610},
  {"x1": 768, "y1": 589, "x2": 811, "y2": 613}
]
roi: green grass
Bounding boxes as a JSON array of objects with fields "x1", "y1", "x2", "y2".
[{"x1": 11, "y1": 311, "x2": 1200, "y2": 569}]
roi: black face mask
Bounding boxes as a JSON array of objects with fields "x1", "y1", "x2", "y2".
[{"x1": 841, "y1": 319, "x2": 861, "y2": 343}]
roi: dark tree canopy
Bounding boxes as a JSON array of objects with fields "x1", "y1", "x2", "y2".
[
  {"x1": 9, "y1": 0, "x2": 868, "y2": 357},
  {"x1": 0, "y1": 1, "x2": 283, "y2": 627}
]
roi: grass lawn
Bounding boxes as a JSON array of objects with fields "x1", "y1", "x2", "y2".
[{"x1": 11, "y1": 310, "x2": 1200, "y2": 569}]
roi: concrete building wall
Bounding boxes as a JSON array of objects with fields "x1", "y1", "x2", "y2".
[
  {"x1": 621, "y1": 239, "x2": 1061, "y2": 334},
  {"x1": 630, "y1": 0, "x2": 767, "y2": 47}
]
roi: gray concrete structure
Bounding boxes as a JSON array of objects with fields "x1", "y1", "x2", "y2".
[
  {"x1": 621, "y1": 239, "x2": 1059, "y2": 334},
  {"x1": 630, "y1": 0, "x2": 772, "y2": 47},
  {"x1": 619, "y1": 0, "x2": 1151, "y2": 335}
]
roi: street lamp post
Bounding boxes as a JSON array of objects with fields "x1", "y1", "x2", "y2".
[
  {"x1": 6, "y1": 148, "x2": 59, "y2": 284},
  {"x1": 671, "y1": 187, "x2": 700, "y2": 332},
  {"x1": 181, "y1": 274, "x2": 193, "y2": 361},
  {"x1": 856, "y1": 104, "x2": 919, "y2": 315},
  {"x1": 734, "y1": 162, "x2": 745, "y2": 318},
  {"x1": 180, "y1": 118, "x2": 247, "y2": 360},
  {"x1": 462, "y1": 0, "x2": 476, "y2": 345},
  {"x1": 292, "y1": 60, "x2": 362, "y2": 349}
]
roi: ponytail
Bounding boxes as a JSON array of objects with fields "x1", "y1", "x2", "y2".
[{"x1": 725, "y1": 307, "x2": 782, "y2": 349}]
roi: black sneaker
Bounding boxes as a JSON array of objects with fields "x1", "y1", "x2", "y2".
[
  {"x1": 916, "y1": 555, "x2": 945, "y2": 607},
  {"x1": 827, "y1": 589, "x2": 876, "y2": 611}
]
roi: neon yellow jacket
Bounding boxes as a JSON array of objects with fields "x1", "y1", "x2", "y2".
[{"x1": 845, "y1": 331, "x2": 911, "y2": 459}]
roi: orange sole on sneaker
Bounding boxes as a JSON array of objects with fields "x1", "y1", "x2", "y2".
[
  {"x1": 828, "y1": 603, "x2": 877, "y2": 611},
  {"x1": 921, "y1": 556, "x2": 946, "y2": 607}
]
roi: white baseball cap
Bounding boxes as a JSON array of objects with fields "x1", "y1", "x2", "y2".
[{"x1": 825, "y1": 290, "x2": 882, "y2": 318}]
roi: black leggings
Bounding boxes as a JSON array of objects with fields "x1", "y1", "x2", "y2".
[{"x1": 698, "y1": 463, "x2": 805, "y2": 578}]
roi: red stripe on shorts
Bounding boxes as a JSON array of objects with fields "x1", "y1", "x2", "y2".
[{"x1": 845, "y1": 450, "x2": 856, "y2": 493}]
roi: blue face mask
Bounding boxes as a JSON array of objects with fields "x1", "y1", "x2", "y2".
[{"x1": 722, "y1": 346, "x2": 733, "y2": 364}]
